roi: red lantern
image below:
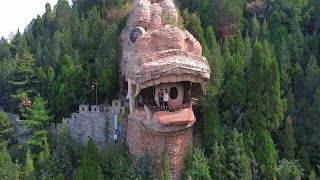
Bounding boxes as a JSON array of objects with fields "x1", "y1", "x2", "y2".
[
  {"x1": 27, "y1": 101, "x2": 31, "y2": 106},
  {"x1": 22, "y1": 100, "x2": 26, "y2": 105}
]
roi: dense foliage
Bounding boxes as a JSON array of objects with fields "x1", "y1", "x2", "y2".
[{"x1": 0, "y1": 0, "x2": 320, "y2": 179}]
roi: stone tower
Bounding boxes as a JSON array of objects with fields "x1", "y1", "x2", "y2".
[{"x1": 120, "y1": 0, "x2": 211, "y2": 179}]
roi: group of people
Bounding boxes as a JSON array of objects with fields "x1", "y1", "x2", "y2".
[{"x1": 158, "y1": 89, "x2": 169, "y2": 111}]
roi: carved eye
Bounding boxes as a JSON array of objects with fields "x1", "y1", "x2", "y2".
[{"x1": 130, "y1": 27, "x2": 145, "y2": 43}]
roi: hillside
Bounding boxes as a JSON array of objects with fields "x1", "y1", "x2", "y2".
[{"x1": 0, "y1": 0, "x2": 320, "y2": 179}]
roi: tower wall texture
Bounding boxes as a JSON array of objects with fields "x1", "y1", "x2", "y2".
[{"x1": 127, "y1": 115, "x2": 193, "y2": 180}]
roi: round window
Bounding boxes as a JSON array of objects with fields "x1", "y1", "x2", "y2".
[{"x1": 169, "y1": 87, "x2": 178, "y2": 100}]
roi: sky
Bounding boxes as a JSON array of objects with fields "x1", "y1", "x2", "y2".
[{"x1": 0, "y1": 0, "x2": 71, "y2": 39}]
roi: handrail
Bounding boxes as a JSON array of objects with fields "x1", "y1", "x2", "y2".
[{"x1": 137, "y1": 97, "x2": 192, "y2": 111}]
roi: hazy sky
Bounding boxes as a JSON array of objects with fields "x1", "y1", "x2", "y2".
[{"x1": 0, "y1": 0, "x2": 71, "y2": 39}]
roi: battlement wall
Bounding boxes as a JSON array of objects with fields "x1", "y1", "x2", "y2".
[{"x1": 61, "y1": 100, "x2": 125, "y2": 147}]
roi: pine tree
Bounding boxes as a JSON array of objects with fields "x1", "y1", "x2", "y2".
[
  {"x1": 9, "y1": 51, "x2": 37, "y2": 113},
  {"x1": 183, "y1": 147, "x2": 211, "y2": 180},
  {"x1": 209, "y1": 143, "x2": 226, "y2": 180},
  {"x1": 298, "y1": 146, "x2": 311, "y2": 179},
  {"x1": 225, "y1": 128, "x2": 251, "y2": 180},
  {"x1": 130, "y1": 151, "x2": 157, "y2": 180},
  {"x1": 160, "y1": 149, "x2": 171, "y2": 180},
  {"x1": 205, "y1": 26, "x2": 224, "y2": 99},
  {"x1": 291, "y1": 63, "x2": 305, "y2": 100},
  {"x1": 247, "y1": 41, "x2": 283, "y2": 131},
  {"x1": 49, "y1": 54, "x2": 87, "y2": 120},
  {"x1": 260, "y1": 19, "x2": 270, "y2": 40},
  {"x1": 37, "y1": 137, "x2": 50, "y2": 166},
  {"x1": 250, "y1": 14, "x2": 260, "y2": 40},
  {"x1": 208, "y1": 0, "x2": 243, "y2": 37},
  {"x1": 0, "y1": 148, "x2": 20, "y2": 180},
  {"x1": 254, "y1": 131, "x2": 277, "y2": 180},
  {"x1": 0, "y1": 110, "x2": 14, "y2": 149},
  {"x1": 23, "y1": 148, "x2": 36, "y2": 180},
  {"x1": 203, "y1": 103, "x2": 224, "y2": 153},
  {"x1": 282, "y1": 116, "x2": 296, "y2": 160},
  {"x1": 277, "y1": 159, "x2": 303, "y2": 180},
  {"x1": 309, "y1": 169, "x2": 316, "y2": 180},
  {"x1": 277, "y1": 38, "x2": 291, "y2": 96},
  {"x1": 21, "y1": 95, "x2": 50, "y2": 149},
  {"x1": 244, "y1": 34, "x2": 252, "y2": 67},
  {"x1": 0, "y1": 37, "x2": 12, "y2": 61},
  {"x1": 305, "y1": 55, "x2": 320, "y2": 101},
  {"x1": 76, "y1": 138, "x2": 103, "y2": 180}
]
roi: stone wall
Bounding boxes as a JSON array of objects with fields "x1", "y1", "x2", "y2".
[
  {"x1": 62, "y1": 105, "x2": 106, "y2": 147},
  {"x1": 127, "y1": 114, "x2": 193, "y2": 180},
  {"x1": 7, "y1": 113, "x2": 28, "y2": 143},
  {"x1": 60, "y1": 100, "x2": 126, "y2": 147}
]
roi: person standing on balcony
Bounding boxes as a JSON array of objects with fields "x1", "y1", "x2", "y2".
[
  {"x1": 158, "y1": 89, "x2": 164, "y2": 111},
  {"x1": 164, "y1": 89, "x2": 169, "y2": 111}
]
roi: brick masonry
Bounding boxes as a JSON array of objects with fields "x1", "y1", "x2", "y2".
[{"x1": 127, "y1": 114, "x2": 193, "y2": 180}]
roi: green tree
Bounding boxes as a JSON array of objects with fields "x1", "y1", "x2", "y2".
[
  {"x1": 9, "y1": 51, "x2": 37, "y2": 113},
  {"x1": 76, "y1": 138, "x2": 103, "y2": 180},
  {"x1": 209, "y1": 143, "x2": 226, "y2": 180},
  {"x1": 203, "y1": 103, "x2": 224, "y2": 152},
  {"x1": 37, "y1": 137, "x2": 50, "y2": 166},
  {"x1": 49, "y1": 54, "x2": 87, "y2": 121},
  {"x1": 254, "y1": 131, "x2": 277, "y2": 180},
  {"x1": 0, "y1": 148, "x2": 20, "y2": 180},
  {"x1": 0, "y1": 37, "x2": 12, "y2": 61},
  {"x1": 277, "y1": 159, "x2": 303, "y2": 180},
  {"x1": 160, "y1": 149, "x2": 171, "y2": 180},
  {"x1": 250, "y1": 15, "x2": 260, "y2": 40},
  {"x1": 21, "y1": 95, "x2": 50, "y2": 149},
  {"x1": 305, "y1": 56, "x2": 320, "y2": 101},
  {"x1": 205, "y1": 26, "x2": 224, "y2": 99},
  {"x1": 247, "y1": 41, "x2": 283, "y2": 131},
  {"x1": 48, "y1": 123, "x2": 81, "y2": 179},
  {"x1": 55, "y1": 0, "x2": 72, "y2": 31},
  {"x1": 298, "y1": 146, "x2": 311, "y2": 179},
  {"x1": 0, "y1": 110, "x2": 14, "y2": 149},
  {"x1": 277, "y1": 38, "x2": 291, "y2": 96},
  {"x1": 260, "y1": 19, "x2": 270, "y2": 40},
  {"x1": 10, "y1": 30, "x2": 28, "y2": 57},
  {"x1": 282, "y1": 116, "x2": 296, "y2": 160},
  {"x1": 100, "y1": 142, "x2": 131, "y2": 180},
  {"x1": 183, "y1": 147, "x2": 211, "y2": 180},
  {"x1": 208, "y1": 0, "x2": 243, "y2": 37},
  {"x1": 23, "y1": 148, "x2": 35, "y2": 180},
  {"x1": 0, "y1": 58, "x2": 17, "y2": 112},
  {"x1": 225, "y1": 128, "x2": 251, "y2": 180},
  {"x1": 292, "y1": 63, "x2": 305, "y2": 100},
  {"x1": 126, "y1": 152, "x2": 157, "y2": 180}
]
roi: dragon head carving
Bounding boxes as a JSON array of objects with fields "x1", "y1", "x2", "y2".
[{"x1": 121, "y1": 0, "x2": 211, "y2": 127}]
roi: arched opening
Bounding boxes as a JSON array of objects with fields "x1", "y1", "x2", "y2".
[{"x1": 169, "y1": 87, "x2": 178, "y2": 100}]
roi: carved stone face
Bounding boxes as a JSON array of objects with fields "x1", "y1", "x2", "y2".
[{"x1": 121, "y1": 0, "x2": 211, "y2": 127}]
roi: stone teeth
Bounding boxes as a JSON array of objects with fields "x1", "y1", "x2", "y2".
[
  {"x1": 126, "y1": 79, "x2": 132, "y2": 100},
  {"x1": 201, "y1": 82, "x2": 206, "y2": 94},
  {"x1": 135, "y1": 85, "x2": 142, "y2": 97},
  {"x1": 144, "y1": 105, "x2": 153, "y2": 120}
]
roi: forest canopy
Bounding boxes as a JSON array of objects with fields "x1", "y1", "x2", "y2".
[{"x1": 0, "y1": 0, "x2": 320, "y2": 179}]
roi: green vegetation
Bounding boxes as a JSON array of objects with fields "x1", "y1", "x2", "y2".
[
  {"x1": 0, "y1": 0, "x2": 320, "y2": 179},
  {"x1": 76, "y1": 138, "x2": 103, "y2": 180}
]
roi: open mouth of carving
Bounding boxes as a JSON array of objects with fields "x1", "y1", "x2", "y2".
[{"x1": 126, "y1": 76, "x2": 204, "y2": 127}]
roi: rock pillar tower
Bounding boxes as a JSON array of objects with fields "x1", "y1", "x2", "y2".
[{"x1": 120, "y1": 0, "x2": 211, "y2": 179}]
